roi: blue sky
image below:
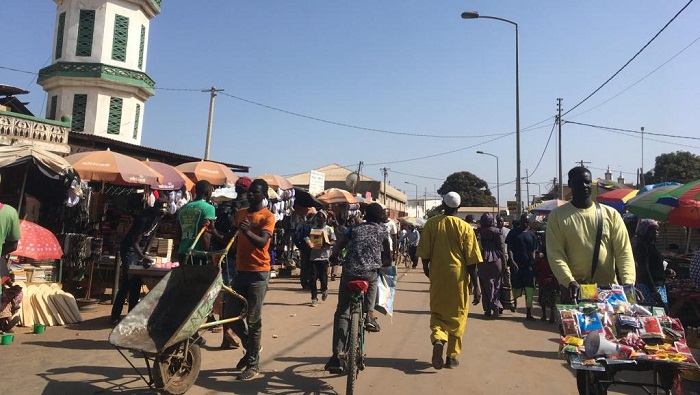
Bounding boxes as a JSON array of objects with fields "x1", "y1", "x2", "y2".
[{"x1": 2, "y1": 1, "x2": 699, "y2": 206}]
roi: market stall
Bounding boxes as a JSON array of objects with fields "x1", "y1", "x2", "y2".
[{"x1": 558, "y1": 284, "x2": 699, "y2": 394}]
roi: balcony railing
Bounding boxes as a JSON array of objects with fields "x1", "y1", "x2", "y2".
[{"x1": 0, "y1": 111, "x2": 71, "y2": 153}]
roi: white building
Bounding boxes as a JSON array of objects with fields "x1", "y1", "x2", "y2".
[{"x1": 37, "y1": 0, "x2": 161, "y2": 145}]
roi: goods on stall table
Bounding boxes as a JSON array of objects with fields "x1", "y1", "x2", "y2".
[{"x1": 559, "y1": 284, "x2": 699, "y2": 393}]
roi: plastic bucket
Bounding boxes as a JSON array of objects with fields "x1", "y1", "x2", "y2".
[
  {"x1": 1, "y1": 334, "x2": 14, "y2": 345},
  {"x1": 33, "y1": 323, "x2": 46, "y2": 334}
]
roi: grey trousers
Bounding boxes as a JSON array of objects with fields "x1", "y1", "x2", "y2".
[
  {"x1": 332, "y1": 271, "x2": 378, "y2": 356},
  {"x1": 227, "y1": 271, "x2": 270, "y2": 367}
]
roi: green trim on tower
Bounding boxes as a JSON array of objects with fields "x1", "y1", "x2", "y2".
[
  {"x1": 138, "y1": 25, "x2": 146, "y2": 69},
  {"x1": 133, "y1": 103, "x2": 141, "y2": 139},
  {"x1": 107, "y1": 97, "x2": 123, "y2": 135},
  {"x1": 72, "y1": 94, "x2": 88, "y2": 132},
  {"x1": 38, "y1": 62, "x2": 155, "y2": 95},
  {"x1": 112, "y1": 15, "x2": 129, "y2": 62},
  {"x1": 55, "y1": 12, "x2": 66, "y2": 59},
  {"x1": 150, "y1": 0, "x2": 162, "y2": 11},
  {"x1": 49, "y1": 95, "x2": 58, "y2": 120},
  {"x1": 76, "y1": 10, "x2": 95, "y2": 57}
]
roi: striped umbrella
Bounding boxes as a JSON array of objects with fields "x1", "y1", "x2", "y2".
[
  {"x1": 596, "y1": 188, "x2": 638, "y2": 213},
  {"x1": 627, "y1": 185, "x2": 680, "y2": 223},
  {"x1": 655, "y1": 180, "x2": 700, "y2": 228}
]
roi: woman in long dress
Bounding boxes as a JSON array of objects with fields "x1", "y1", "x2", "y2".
[{"x1": 477, "y1": 213, "x2": 506, "y2": 318}]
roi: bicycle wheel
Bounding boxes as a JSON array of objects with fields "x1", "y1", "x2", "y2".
[{"x1": 346, "y1": 308, "x2": 361, "y2": 395}]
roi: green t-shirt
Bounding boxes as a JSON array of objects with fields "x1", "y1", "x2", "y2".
[
  {"x1": 0, "y1": 203, "x2": 21, "y2": 244},
  {"x1": 177, "y1": 199, "x2": 216, "y2": 254}
]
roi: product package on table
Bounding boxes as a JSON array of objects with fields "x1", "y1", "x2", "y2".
[{"x1": 558, "y1": 284, "x2": 699, "y2": 371}]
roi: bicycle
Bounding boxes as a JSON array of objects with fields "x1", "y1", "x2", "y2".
[
  {"x1": 341, "y1": 279, "x2": 370, "y2": 395},
  {"x1": 396, "y1": 242, "x2": 412, "y2": 268}
]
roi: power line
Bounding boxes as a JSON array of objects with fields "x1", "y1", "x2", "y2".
[
  {"x1": 528, "y1": 119, "x2": 557, "y2": 178},
  {"x1": 0, "y1": 65, "x2": 37, "y2": 75},
  {"x1": 565, "y1": 121, "x2": 700, "y2": 140},
  {"x1": 564, "y1": 0, "x2": 695, "y2": 116},
  {"x1": 218, "y1": 91, "x2": 508, "y2": 139},
  {"x1": 390, "y1": 169, "x2": 444, "y2": 181},
  {"x1": 568, "y1": 33, "x2": 700, "y2": 120},
  {"x1": 567, "y1": 121, "x2": 700, "y2": 150}
]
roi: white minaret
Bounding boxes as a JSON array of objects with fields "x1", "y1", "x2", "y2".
[{"x1": 37, "y1": 0, "x2": 161, "y2": 145}]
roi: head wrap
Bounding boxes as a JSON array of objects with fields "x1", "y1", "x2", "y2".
[
  {"x1": 480, "y1": 212, "x2": 495, "y2": 228},
  {"x1": 635, "y1": 219, "x2": 659, "y2": 237},
  {"x1": 235, "y1": 176, "x2": 252, "y2": 192},
  {"x1": 443, "y1": 192, "x2": 461, "y2": 208}
]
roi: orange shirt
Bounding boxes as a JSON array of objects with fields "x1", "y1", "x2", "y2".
[{"x1": 234, "y1": 207, "x2": 275, "y2": 272}]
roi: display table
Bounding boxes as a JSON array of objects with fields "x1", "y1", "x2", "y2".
[
  {"x1": 128, "y1": 266, "x2": 171, "y2": 290},
  {"x1": 557, "y1": 284, "x2": 700, "y2": 395}
]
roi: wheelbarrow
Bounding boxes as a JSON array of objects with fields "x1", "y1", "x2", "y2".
[{"x1": 109, "y1": 230, "x2": 247, "y2": 394}]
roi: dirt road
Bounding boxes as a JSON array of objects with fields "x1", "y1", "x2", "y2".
[{"x1": 3, "y1": 267, "x2": 699, "y2": 394}]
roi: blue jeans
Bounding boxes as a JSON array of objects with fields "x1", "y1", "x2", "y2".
[
  {"x1": 227, "y1": 271, "x2": 270, "y2": 367},
  {"x1": 111, "y1": 247, "x2": 142, "y2": 320}
]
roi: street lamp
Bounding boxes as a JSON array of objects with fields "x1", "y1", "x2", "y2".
[
  {"x1": 476, "y1": 150, "x2": 499, "y2": 215},
  {"x1": 461, "y1": 11, "x2": 521, "y2": 215},
  {"x1": 405, "y1": 181, "x2": 418, "y2": 217}
]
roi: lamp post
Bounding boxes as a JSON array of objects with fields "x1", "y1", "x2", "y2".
[
  {"x1": 462, "y1": 11, "x2": 521, "y2": 215},
  {"x1": 476, "y1": 150, "x2": 499, "y2": 215},
  {"x1": 405, "y1": 181, "x2": 418, "y2": 217}
]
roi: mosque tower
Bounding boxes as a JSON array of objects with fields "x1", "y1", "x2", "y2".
[{"x1": 37, "y1": 0, "x2": 161, "y2": 145}]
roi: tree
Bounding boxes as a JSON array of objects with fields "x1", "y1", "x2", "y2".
[
  {"x1": 644, "y1": 151, "x2": 700, "y2": 184},
  {"x1": 436, "y1": 171, "x2": 497, "y2": 207}
]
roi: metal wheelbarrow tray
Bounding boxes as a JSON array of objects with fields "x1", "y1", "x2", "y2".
[{"x1": 108, "y1": 265, "x2": 222, "y2": 394}]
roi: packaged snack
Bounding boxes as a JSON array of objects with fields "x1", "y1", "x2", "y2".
[
  {"x1": 578, "y1": 312, "x2": 604, "y2": 335},
  {"x1": 639, "y1": 316, "x2": 663, "y2": 339},
  {"x1": 623, "y1": 284, "x2": 637, "y2": 304},
  {"x1": 652, "y1": 307, "x2": 666, "y2": 317},
  {"x1": 618, "y1": 315, "x2": 641, "y2": 329},
  {"x1": 562, "y1": 318, "x2": 581, "y2": 337},
  {"x1": 579, "y1": 284, "x2": 599, "y2": 301}
]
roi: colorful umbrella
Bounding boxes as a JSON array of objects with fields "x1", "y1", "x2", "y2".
[
  {"x1": 65, "y1": 149, "x2": 162, "y2": 186},
  {"x1": 398, "y1": 216, "x2": 426, "y2": 227},
  {"x1": 626, "y1": 185, "x2": 678, "y2": 222},
  {"x1": 255, "y1": 174, "x2": 294, "y2": 190},
  {"x1": 316, "y1": 188, "x2": 358, "y2": 205},
  {"x1": 15, "y1": 220, "x2": 63, "y2": 260},
  {"x1": 596, "y1": 188, "x2": 638, "y2": 213},
  {"x1": 142, "y1": 160, "x2": 194, "y2": 191},
  {"x1": 655, "y1": 180, "x2": 700, "y2": 228},
  {"x1": 531, "y1": 199, "x2": 567, "y2": 215},
  {"x1": 176, "y1": 161, "x2": 238, "y2": 186}
]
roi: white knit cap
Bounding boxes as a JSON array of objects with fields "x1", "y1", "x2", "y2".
[{"x1": 443, "y1": 192, "x2": 461, "y2": 208}]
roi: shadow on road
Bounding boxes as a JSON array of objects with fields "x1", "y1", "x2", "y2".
[
  {"x1": 508, "y1": 349, "x2": 560, "y2": 360},
  {"x1": 25, "y1": 338, "x2": 114, "y2": 351},
  {"x1": 393, "y1": 309, "x2": 430, "y2": 316},
  {"x1": 198, "y1": 358, "x2": 339, "y2": 395},
  {"x1": 66, "y1": 316, "x2": 114, "y2": 331},
  {"x1": 37, "y1": 365, "x2": 154, "y2": 394}
]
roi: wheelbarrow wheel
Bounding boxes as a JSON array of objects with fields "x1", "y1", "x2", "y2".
[
  {"x1": 576, "y1": 369, "x2": 607, "y2": 395},
  {"x1": 153, "y1": 343, "x2": 201, "y2": 395}
]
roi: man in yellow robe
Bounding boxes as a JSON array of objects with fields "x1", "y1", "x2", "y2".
[
  {"x1": 417, "y1": 192, "x2": 482, "y2": 370},
  {"x1": 547, "y1": 166, "x2": 635, "y2": 302}
]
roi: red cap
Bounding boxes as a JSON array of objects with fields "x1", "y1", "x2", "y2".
[{"x1": 235, "y1": 176, "x2": 252, "y2": 192}]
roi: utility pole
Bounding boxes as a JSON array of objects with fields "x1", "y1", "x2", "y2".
[
  {"x1": 354, "y1": 161, "x2": 364, "y2": 195},
  {"x1": 553, "y1": 177, "x2": 558, "y2": 198},
  {"x1": 524, "y1": 169, "x2": 530, "y2": 206},
  {"x1": 557, "y1": 98, "x2": 563, "y2": 199},
  {"x1": 202, "y1": 86, "x2": 224, "y2": 160},
  {"x1": 381, "y1": 167, "x2": 389, "y2": 205},
  {"x1": 640, "y1": 126, "x2": 645, "y2": 187},
  {"x1": 423, "y1": 187, "x2": 427, "y2": 218}
]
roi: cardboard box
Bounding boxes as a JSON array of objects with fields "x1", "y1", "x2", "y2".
[{"x1": 309, "y1": 229, "x2": 329, "y2": 249}]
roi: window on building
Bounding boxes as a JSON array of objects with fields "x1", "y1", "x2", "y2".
[
  {"x1": 107, "y1": 97, "x2": 123, "y2": 135},
  {"x1": 133, "y1": 103, "x2": 141, "y2": 139},
  {"x1": 72, "y1": 94, "x2": 88, "y2": 132},
  {"x1": 76, "y1": 10, "x2": 95, "y2": 57},
  {"x1": 138, "y1": 25, "x2": 146, "y2": 69},
  {"x1": 112, "y1": 15, "x2": 129, "y2": 62},
  {"x1": 55, "y1": 12, "x2": 66, "y2": 59},
  {"x1": 49, "y1": 96, "x2": 58, "y2": 120}
]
